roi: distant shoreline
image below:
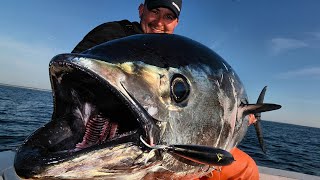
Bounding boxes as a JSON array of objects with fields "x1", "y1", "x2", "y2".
[{"x1": 0, "y1": 83, "x2": 51, "y2": 92}]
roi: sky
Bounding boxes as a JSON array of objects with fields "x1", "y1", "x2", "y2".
[{"x1": 0, "y1": 0, "x2": 319, "y2": 128}]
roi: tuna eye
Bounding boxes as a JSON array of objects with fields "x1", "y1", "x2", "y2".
[{"x1": 170, "y1": 75, "x2": 190, "y2": 103}]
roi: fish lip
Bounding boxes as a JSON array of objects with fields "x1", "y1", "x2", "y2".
[
  {"x1": 14, "y1": 54, "x2": 160, "y2": 177},
  {"x1": 14, "y1": 131, "x2": 140, "y2": 178}
]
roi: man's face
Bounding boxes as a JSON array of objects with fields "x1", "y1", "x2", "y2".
[{"x1": 139, "y1": 4, "x2": 179, "y2": 34}]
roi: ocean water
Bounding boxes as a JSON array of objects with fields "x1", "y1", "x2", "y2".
[{"x1": 0, "y1": 84, "x2": 319, "y2": 176}]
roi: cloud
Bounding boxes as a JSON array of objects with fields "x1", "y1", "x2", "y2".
[
  {"x1": 0, "y1": 36, "x2": 61, "y2": 62},
  {"x1": 309, "y1": 31, "x2": 320, "y2": 39},
  {"x1": 278, "y1": 67, "x2": 320, "y2": 79},
  {"x1": 270, "y1": 38, "x2": 308, "y2": 55},
  {"x1": 0, "y1": 35, "x2": 65, "y2": 89}
]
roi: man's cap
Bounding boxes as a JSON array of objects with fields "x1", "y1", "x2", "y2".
[{"x1": 145, "y1": 0, "x2": 182, "y2": 18}]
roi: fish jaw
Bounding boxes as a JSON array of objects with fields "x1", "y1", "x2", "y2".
[
  {"x1": 14, "y1": 55, "x2": 162, "y2": 179},
  {"x1": 34, "y1": 144, "x2": 210, "y2": 180},
  {"x1": 33, "y1": 144, "x2": 160, "y2": 180}
]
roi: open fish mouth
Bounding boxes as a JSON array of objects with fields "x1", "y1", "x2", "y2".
[
  {"x1": 51, "y1": 59, "x2": 144, "y2": 151},
  {"x1": 14, "y1": 55, "x2": 160, "y2": 178}
]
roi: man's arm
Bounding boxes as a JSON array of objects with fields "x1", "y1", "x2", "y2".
[{"x1": 72, "y1": 21, "x2": 127, "y2": 53}]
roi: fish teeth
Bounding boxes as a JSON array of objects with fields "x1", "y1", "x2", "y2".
[
  {"x1": 76, "y1": 114, "x2": 110, "y2": 149},
  {"x1": 99, "y1": 120, "x2": 110, "y2": 143},
  {"x1": 108, "y1": 122, "x2": 119, "y2": 140}
]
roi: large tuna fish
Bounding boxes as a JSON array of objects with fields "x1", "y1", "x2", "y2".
[{"x1": 14, "y1": 34, "x2": 281, "y2": 179}]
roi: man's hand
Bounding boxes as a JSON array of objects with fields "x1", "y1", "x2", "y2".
[{"x1": 248, "y1": 114, "x2": 257, "y2": 125}]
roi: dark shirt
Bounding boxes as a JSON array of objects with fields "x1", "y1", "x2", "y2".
[{"x1": 72, "y1": 20, "x2": 143, "y2": 53}]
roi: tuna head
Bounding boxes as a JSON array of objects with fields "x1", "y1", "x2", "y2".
[{"x1": 14, "y1": 34, "x2": 281, "y2": 179}]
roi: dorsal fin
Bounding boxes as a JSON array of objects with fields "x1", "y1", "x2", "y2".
[{"x1": 257, "y1": 86, "x2": 267, "y2": 104}]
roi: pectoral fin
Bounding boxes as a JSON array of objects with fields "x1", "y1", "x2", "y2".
[{"x1": 242, "y1": 103, "x2": 281, "y2": 116}]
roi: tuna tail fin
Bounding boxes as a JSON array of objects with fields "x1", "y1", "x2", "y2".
[{"x1": 243, "y1": 86, "x2": 281, "y2": 153}]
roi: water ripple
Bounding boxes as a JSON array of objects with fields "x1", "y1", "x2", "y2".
[{"x1": 239, "y1": 121, "x2": 320, "y2": 176}]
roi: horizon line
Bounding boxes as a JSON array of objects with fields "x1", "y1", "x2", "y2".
[{"x1": 0, "y1": 82, "x2": 51, "y2": 92}]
